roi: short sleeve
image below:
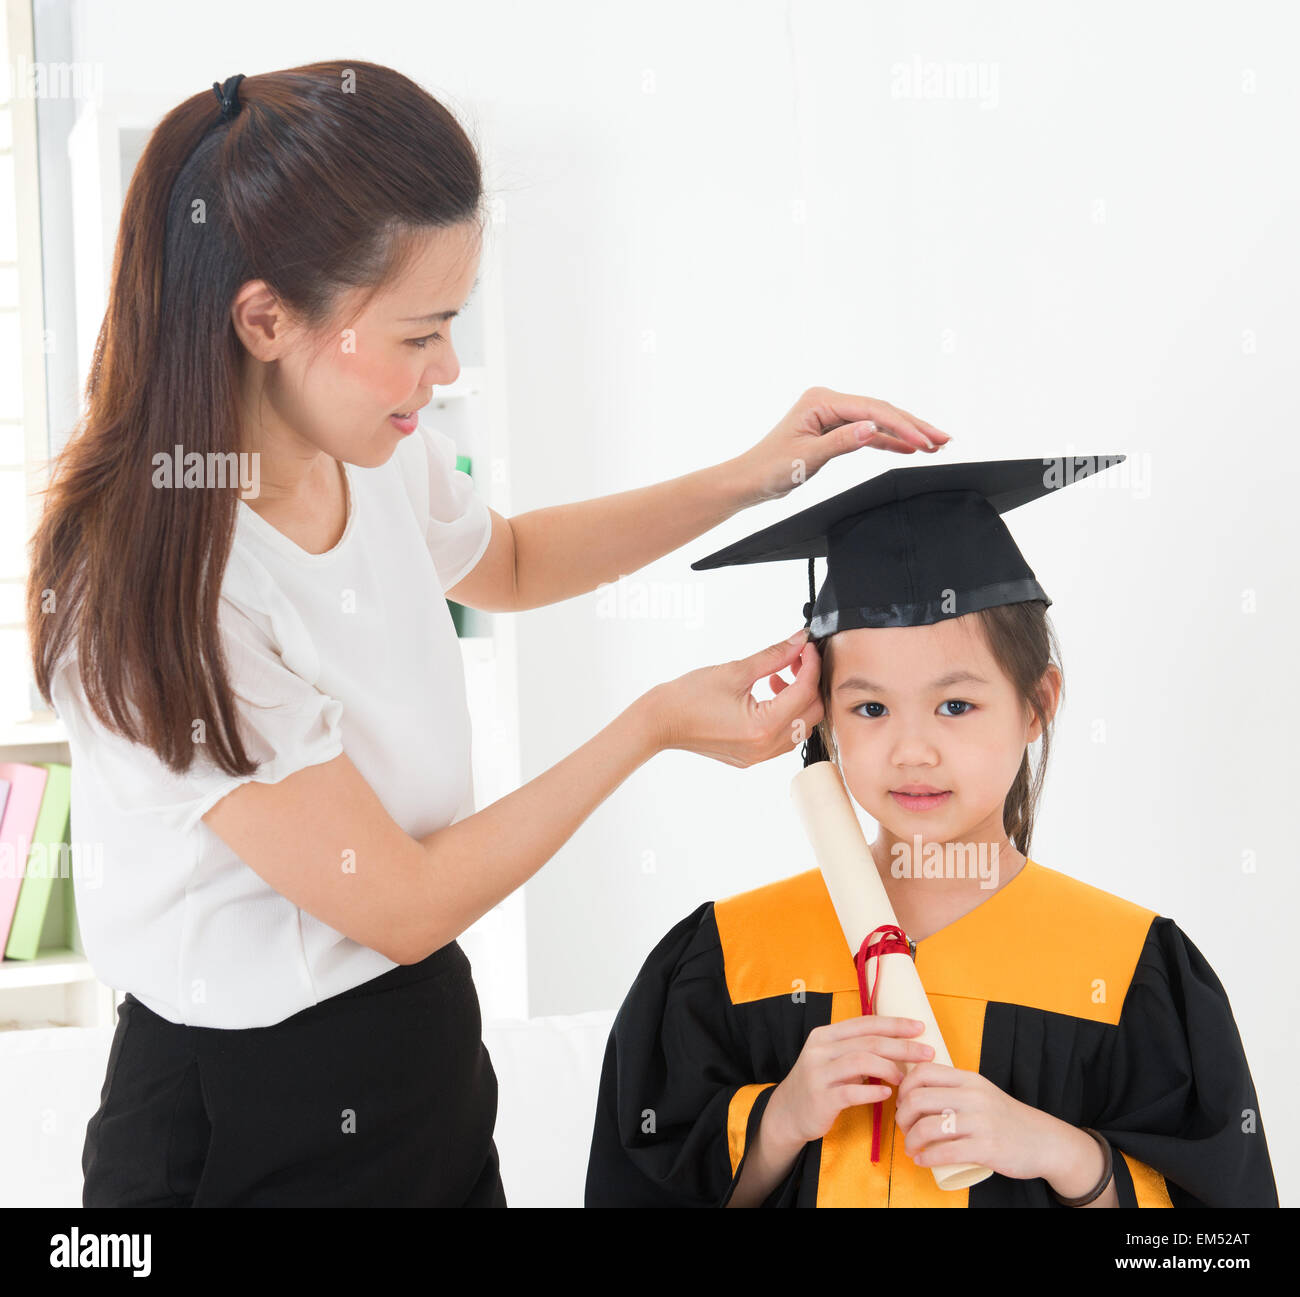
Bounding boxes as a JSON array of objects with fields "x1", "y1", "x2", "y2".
[
  {"x1": 51, "y1": 595, "x2": 346, "y2": 839},
  {"x1": 395, "y1": 421, "x2": 493, "y2": 592},
  {"x1": 1091, "y1": 916, "x2": 1278, "y2": 1207},
  {"x1": 584, "y1": 903, "x2": 812, "y2": 1207}
]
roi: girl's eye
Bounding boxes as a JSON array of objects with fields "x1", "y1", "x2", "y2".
[
  {"x1": 408, "y1": 332, "x2": 443, "y2": 349},
  {"x1": 852, "y1": 700, "x2": 975, "y2": 718}
]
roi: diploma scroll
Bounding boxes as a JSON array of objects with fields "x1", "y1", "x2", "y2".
[{"x1": 790, "y1": 760, "x2": 993, "y2": 1192}]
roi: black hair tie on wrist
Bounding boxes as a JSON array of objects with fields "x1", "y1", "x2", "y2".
[
  {"x1": 211, "y1": 74, "x2": 246, "y2": 121},
  {"x1": 1051, "y1": 1127, "x2": 1114, "y2": 1206}
]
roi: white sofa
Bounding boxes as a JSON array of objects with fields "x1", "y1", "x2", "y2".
[{"x1": 0, "y1": 1009, "x2": 617, "y2": 1207}]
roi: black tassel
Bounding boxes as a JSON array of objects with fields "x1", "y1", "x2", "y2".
[
  {"x1": 801, "y1": 724, "x2": 829, "y2": 766},
  {"x1": 799, "y1": 556, "x2": 828, "y2": 765}
]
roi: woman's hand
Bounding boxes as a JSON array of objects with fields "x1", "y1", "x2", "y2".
[
  {"x1": 650, "y1": 629, "x2": 825, "y2": 767},
  {"x1": 895, "y1": 1062, "x2": 1108, "y2": 1196},
  {"x1": 734, "y1": 386, "x2": 952, "y2": 506},
  {"x1": 763, "y1": 1016, "x2": 934, "y2": 1148}
]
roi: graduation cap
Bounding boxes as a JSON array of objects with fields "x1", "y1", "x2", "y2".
[{"x1": 692, "y1": 455, "x2": 1126, "y2": 637}]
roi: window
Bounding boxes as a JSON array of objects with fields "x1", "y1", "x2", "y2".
[{"x1": 0, "y1": 0, "x2": 51, "y2": 728}]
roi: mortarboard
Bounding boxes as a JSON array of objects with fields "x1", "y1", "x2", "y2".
[{"x1": 691, "y1": 455, "x2": 1126, "y2": 636}]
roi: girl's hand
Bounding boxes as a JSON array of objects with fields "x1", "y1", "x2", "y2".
[
  {"x1": 651, "y1": 630, "x2": 825, "y2": 768},
  {"x1": 761, "y1": 1016, "x2": 934, "y2": 1149},
  {"x1": 735, "y1": 386, "x2": 951, "y2": 506},
  {"x1": 894, "y1": 1062, "x2": 1080, "y2": 1183}
]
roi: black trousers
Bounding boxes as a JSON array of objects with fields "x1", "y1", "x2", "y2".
[{"x1": 82, "y1": 940, "x2": 506, "y2": 1207}]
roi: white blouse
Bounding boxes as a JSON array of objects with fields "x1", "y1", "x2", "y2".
[{"x1": 50, "y1": 423, "x2": 493, "y2": 1029}]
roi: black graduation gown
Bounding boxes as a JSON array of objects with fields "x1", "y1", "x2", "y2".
[{"x1": 584, "y1": 859, "x2": 1277, "y2": 1207}]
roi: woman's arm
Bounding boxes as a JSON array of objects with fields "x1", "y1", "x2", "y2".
[
  {"x1": 443, "y1": 463, "x2": 745, "y2": 614},
  {"x1": 477, "y1": 388, "x2": 947, "y2": 612},
  {"x1": 202, "y1": 689, "x2": 663, "y2": 965},
  {"x1": 202, "y1": 632, "x2": 819, "y2": 965},
  {"x1": 508, "y1": 456, "x2": 751, "y2": 610}
]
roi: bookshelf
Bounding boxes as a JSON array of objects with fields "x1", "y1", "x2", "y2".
[{"x1": 0, "y1": 724, "x2": 108, "y2": 1028}]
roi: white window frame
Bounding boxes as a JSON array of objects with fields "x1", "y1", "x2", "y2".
[{"x1": 0, "y1": 0, "x2": 54, "y2": 736}]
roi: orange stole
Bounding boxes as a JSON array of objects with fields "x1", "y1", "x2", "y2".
[
  {"x1": 1122, "y1": 1153, "x2": 1175, "y2": 1207},
  {"x1": 817, "y1": 990, "x2": 988, "y2": 1206},
  {"x1": 714, "y1": 860, "x2": 1175, "y2": 1207}
]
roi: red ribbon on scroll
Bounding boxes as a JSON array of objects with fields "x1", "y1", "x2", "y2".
[{"x1": 854, "y1": 923, "x2": 915, "y2": 1163}]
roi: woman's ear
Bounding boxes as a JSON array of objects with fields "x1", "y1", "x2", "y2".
[{"x1": 230, "y1": 279, "x2": 295, "y2": 362}]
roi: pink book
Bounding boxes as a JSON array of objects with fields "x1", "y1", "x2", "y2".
[{"x1": 0, "y1": 763, "x2": 50, "y2": 955}]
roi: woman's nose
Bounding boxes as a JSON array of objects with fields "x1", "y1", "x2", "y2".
[{"x1": 425, "y1": 345, "x2": 460, "y2": 388}]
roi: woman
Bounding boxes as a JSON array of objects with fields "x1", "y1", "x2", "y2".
[{"x1": 27, "y1": 59, "x2": 949, "y2": 1206}]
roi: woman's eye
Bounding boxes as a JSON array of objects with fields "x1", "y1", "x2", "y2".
[{"x1": 408, "y1": 332, "x2": 443, "y2": 349}]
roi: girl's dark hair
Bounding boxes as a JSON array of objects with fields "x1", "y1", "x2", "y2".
[
  {"x1": 807, "y1": 601, "x2": 1062, "y2": 858},
  {"x1": 28, "y1": 60, "x2": 485, "y2": 778}
]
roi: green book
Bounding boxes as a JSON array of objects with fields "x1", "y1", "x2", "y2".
[
  {"x1": 4, "y1": 761, "x2": 72, "y2": 960},
  {"x1": 448, "y1": 454, "x2": 473, "y2": 637}
]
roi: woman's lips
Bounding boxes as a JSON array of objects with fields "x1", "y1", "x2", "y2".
[{"x1": 889, "y1": 790, "x2": 952, "y2": 811}]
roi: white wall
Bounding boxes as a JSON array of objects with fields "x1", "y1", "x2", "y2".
[{"x1": 57, "y1": 0, "x2": 1297, "y2": 1201}]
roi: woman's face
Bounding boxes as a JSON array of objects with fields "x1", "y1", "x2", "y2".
[
  {"x1": 244, "y1": 221, "x2": 482, "y2": 468},
  {"x1": 826, "y1": 615, "x2": 1057, "y2": 850}
]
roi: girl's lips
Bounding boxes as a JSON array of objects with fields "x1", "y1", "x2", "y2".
[
  {"x1": 389, "y1": 412, "x2": 417, "y2": 435},
  {"x1": 889, "y1": 790, "x2": 951, "y2": 811}
]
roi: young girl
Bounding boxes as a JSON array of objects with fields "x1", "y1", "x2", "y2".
[{"x1": 585, "y1": 456, "x2": 1278, "y2": 1208}]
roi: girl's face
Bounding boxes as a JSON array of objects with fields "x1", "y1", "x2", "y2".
[
  {"x1": 827, "y1": 615, "x2": 1057, "y2": 851},
  {"x1": 249, "y1": 221, "x2": 482, "y2": 468}
]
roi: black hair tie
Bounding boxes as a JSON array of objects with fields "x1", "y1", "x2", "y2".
[{"x1": 211, "y1": 74, "x2": 246, "y2": 121}]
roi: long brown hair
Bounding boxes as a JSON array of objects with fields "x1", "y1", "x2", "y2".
[
  {"x1": 27, "y1": 60, "x2": 485, "y2": 778},
  {"x1": 808, "y1": 601, "x2": 1063, "y2": 858}
]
